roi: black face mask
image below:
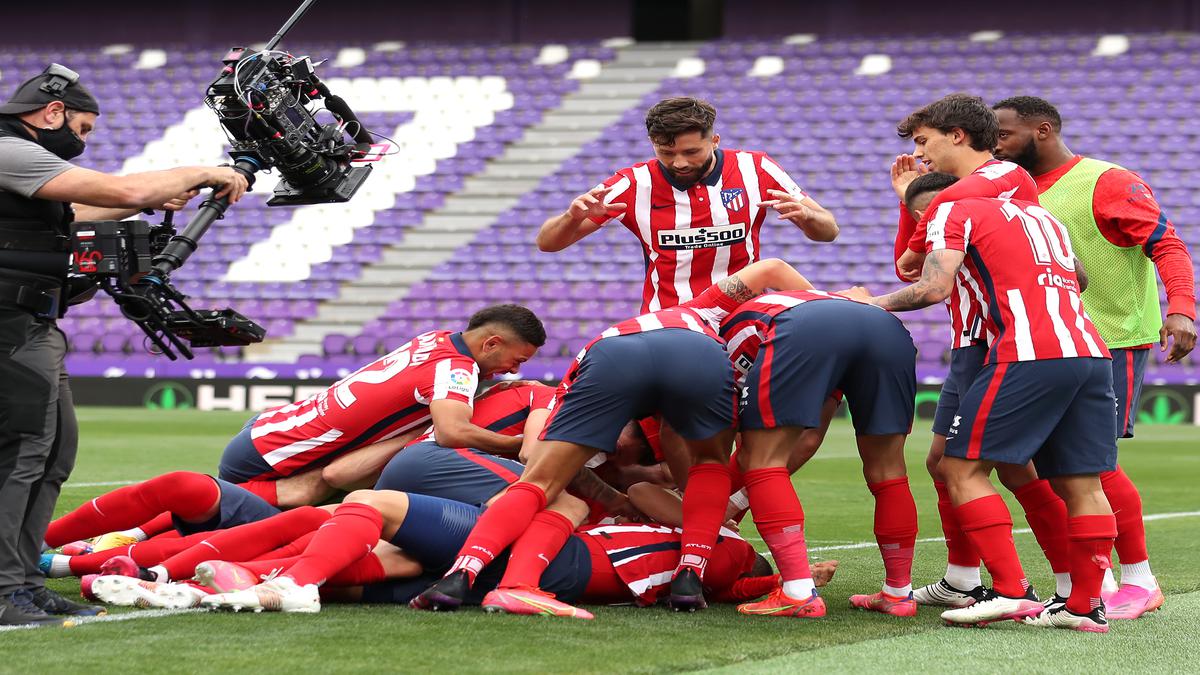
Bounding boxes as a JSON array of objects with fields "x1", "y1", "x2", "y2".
[{"x1": 23, "y1": 115, "x2": 85, "y2": 160}]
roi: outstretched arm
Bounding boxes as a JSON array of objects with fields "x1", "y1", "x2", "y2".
[
  {"x1": 868, "y1": 249, "x2": 964, "y2": 312},
  {"x1": 715, "y1": 258, "x2": 814, "y2": 304}
]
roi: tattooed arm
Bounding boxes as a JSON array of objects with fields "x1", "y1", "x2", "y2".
[
  {"x1": 869, "y1": 249, "x2": 965, "y2": 311},
  {"x1": 717, "y1": 258, "x2": 814, "y2": 303},
  {"x1": 568, "y1": 466, "x2": 644, "y2": 520}
]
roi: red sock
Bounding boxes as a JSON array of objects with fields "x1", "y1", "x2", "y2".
[
  {"x1": 45, "y1": 472, "x2": 219, "y2": 547},
  {"x1": 448, "y1": 482, "x2": 547, "y2": 582},
  {"x1": 237, "y1": 479, "x2": 280, "y2": 507},
  {"x1": 934, "y1": 481, "x2": 979, "y2": 567},
  {"x1": 138, "y1": 512, "x2": 177, "y2": 538},
  {"x1": 744, "y1": 467, "x2": 811, "y2": 583},
  {"x1": 1066, "y1": 514, "x2": 1116, "y2": 615},
  {"x1": 64, "y1": 532, "x2": 208, "y2": 576},
  {"x1": 326, "y1": 552, "x2": 387, "y2": 587},
  {"x1": 954, "y1": 494, "x2": 1029, "y2": 598},
  {"x1": 868, "y1": 478, "x2": 917, "y2": 589},
  {"x1": 498, "y1": 510, "x2": 574, "y2": 589},
  {"x1": 1012, "y1": 479, "x2": 1070, "y2": 573},
  {"x1": 284, "y1": 503, "x2": 383, "y2": 587},
  {"x1": 678, "y1": 463, "x2": 732, "y2": 579},
  {"x1": 727, "y1": 454, "x2": 745, "y2": 494},
  {"x1": 237, "y1": 557, "x2": 299, "y2": 578},
  {"x1": 160, "y1": 506, "x2": 330, "y2": 580},
  {"x1": 255, "y1": 531, "x2": 318, "y2": 560},
  {"x1": 1100, "y1": 466, "x2": 1148, "y2": 564}
]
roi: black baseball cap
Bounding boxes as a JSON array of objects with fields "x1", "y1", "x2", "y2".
[{"x1": 0, "y1": 64, "x2": 100, "y2": 116}]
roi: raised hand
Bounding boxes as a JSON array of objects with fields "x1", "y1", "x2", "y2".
[
  {"x1": 890, "y1": 154, "x2": 929, "y2": 200},
  {"x1": 568, "y1": 185, "x2": 626, "y2": 222}
]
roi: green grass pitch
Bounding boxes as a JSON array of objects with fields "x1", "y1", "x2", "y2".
[{"x1": 5, "y1": 408, "x2": 1197, "y2": 673}]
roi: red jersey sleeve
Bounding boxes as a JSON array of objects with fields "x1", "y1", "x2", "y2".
[
  {"x1": 528, "y1": 384, "x2": 556, "y2": 411},
  {"x1": 756, "y1": 153, "x2": 807, "y2": 200},
  {"x1": 586, "y1": 169, "x2": 636, "y2": 225},
  {"x1": 894, "y1": 202, "x2": 917, "y2": 280},
  {"x1": 417, "y1": 357, "x2": 479, "y2": 405},
  {"x1": 924, "y1": 201, "x2": 969, "y2": 253},
  {"x1": 1092, "y1": 169, "x2": 1196, "y2": 319}
]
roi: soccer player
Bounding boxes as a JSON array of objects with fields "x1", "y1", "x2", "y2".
[
  {"x1": 865, "y1": 173, "x2": 1118, "y2": 633},
  {"x1": 198, "y1": 491, "x2": 841, "y2": 615},
  {"x1": 890, "y1": 94, "x2": 1075, "y2": 608},
  {"x1": 536, "y1": 96, "x2": 838, "y2": 313},
  {"x1": 217, "y1": 304, "x2": 545, "y2": 507},
  {"x1": 993, "y1": 96, "x2": 1196, "y2": 619},
  {"x1": 722, "y1": 290, "x2": 917, "y2": 618},
  {"x1": 410, "y1": 259, "x2": 815, "y2": 616}
]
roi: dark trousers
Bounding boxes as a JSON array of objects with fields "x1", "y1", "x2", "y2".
[{"x1": 0, "y1": 306, "x2": 76, "y2": 593}]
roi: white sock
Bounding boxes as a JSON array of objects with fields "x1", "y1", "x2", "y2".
[
  {"x1": 883, "y1": 583, "x2": 912, "y2": 597},
  {"x1": 1054, "y1": 572, "x2": 1072, "y2": 597},
  {"x1": 944, "y1": 564, "x2": 982, "y2": 591},
  {"x1": 1120, "y1": 560, "x2": 1157, "y2": 590},
  {"x1": 48, "y1": 555, "x2": 73, "y2": 578},
  {"x1": 1101, "y1": 567, "x2": 1119, "y2": 594},
  {"x1": 148, "y1": 564, "x2": 169, "y2": 582},
  {"x1": 118, "y1": 527, "x2": 149, "y2": 542},
  {"x1": 782, "y1": 578, "x2": 816, "y2": 599}
]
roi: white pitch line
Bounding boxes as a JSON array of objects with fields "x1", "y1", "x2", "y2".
[
  {"x1": 62, "y1": 480, "x2": 139, "y2": 489},
  {"x1": 0, "y1": 608, "x2": 201, "y2": 632},
  {"x1": 746, "y1": 510, "x2": 1200, "y2": 554}
]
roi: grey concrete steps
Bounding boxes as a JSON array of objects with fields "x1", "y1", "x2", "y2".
[{"x1": 249, "y1": 43, "x2": 700, "y2": 363}]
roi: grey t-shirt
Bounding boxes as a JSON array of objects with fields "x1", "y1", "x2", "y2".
[{"x1": 0, "y1": 136, "x2": 74, "y2": 198}]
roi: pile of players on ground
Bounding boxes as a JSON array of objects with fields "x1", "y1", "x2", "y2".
[{"x1": 45, "y1": 93, "x2": 1193, "y2": 633}]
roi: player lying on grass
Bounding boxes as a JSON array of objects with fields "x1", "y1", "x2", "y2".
[
  {"x1": 855, "y1": 172, "x2": 1119, "y2": 633},
  {"x1": 195, "y1": 491, "x2": 839, "y2": 615},
  {"x1": 217, "y1": 304, "x2": 546, "y2": 507},
  {"x1": 411, "y1": 259, "x2": 815, "y2": 616}
]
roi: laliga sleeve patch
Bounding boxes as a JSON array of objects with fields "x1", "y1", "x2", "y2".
[{"x1": 445, "y1": 368, "x2": 477, "y2": 397}]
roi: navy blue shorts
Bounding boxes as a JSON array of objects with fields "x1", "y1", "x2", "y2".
[
  {"x1": 542, "y1": 329, "x2": 736, "y2": 452},
  {"x1": 374, "y1": 441, "x2": 523, "y2": 506},
  {"x1": 363, "y1": 493, "x2": 590, "y2": 604},
  {"x1": 172, "y1": 478, "x2": 281, "y2": 536},
  {"x1": 944, "y1": 358, "x2": 1118, "y2": 477},
  {"x1": 932, "y1": 343, "x2": 988, "y2": 436},
  {"x1": 217, "y1": 414, "x2": 277, "y2": 483},
  {"x1": 1111, "y1": 348, "x2": 1149, "y2": 439},
  {"x1": 740, "y1": 300, "x2": 916, "y2": 435}
]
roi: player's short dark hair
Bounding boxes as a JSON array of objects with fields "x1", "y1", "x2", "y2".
[
  {"x1": 897, "y1": 93, "x2": 999, "y2": 151},
  {"x1": 904, "y1": 172, "x2": 960, "y2": 207},
  {"x1": 748, "y1": 553, "x2": 774, "y2": 578},
  {"x1": 645, "y1": 97, "x2": 716, "y2": 146},
  {"x1": 992, "y1": 95, "x2": 1063, "y2": 132},
  {"x1": 467, "y1": 304, "x2": 546, "y2": 347}
]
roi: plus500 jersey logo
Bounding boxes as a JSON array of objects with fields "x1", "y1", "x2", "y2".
[{"x1": 657, "y1": 223, "x2": 747, "y2": 250}]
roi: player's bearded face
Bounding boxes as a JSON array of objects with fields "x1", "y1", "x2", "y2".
[
  {"x1": 479, "y1": 337, "x2": 538, "y2": 376},
  {"x1": 653, "y1": 131, "x2": 718, "y2": 186}
]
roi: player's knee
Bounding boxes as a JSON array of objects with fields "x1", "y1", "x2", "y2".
[
  {"x1": 925, "y1": 445, "x2": 946, "y2": 479},
  {"x1": 320, "y1": 463, "x2": 355, "y2": 490},
  {"x1": 342, "y1": 489, "x2": 378, "y2": 506}
]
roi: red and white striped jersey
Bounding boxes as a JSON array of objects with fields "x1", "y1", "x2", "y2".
[
  {"x1": 251, "y1": 331, "x2": 479, "y2": 475},
  {"x1": 592, "y1": 148, "x2": 808, "y2": 312},
  {"x1": 579, "y1": 523, "x2": 755, "y2": 606},
  {"x1": 926, "y1": 197, "x2": 1110, "y2": 363},
  {"x1": 899, "y1": 160, "x2": 1040, "y2": 349},
  {"x1": 409, "y1": 382, "x2": 555, "y2": 452},
  {"x1": 719, "y1": 290, "x2": 874, "y2": 383}
]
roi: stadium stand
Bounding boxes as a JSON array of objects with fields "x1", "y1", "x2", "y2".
[{"x1": 1, "y1": 33, "x2": 1196, "y2": 382}]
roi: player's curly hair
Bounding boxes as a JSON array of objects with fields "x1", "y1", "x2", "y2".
[
  {"x1": 897, "y1": 93, "x2": 999, "y2": 151},
  {"x1": 467, "y1": 304, "x2": 546, "y2": 347},
  {"x1": 993, "y1": 95, "x2": 1063, "y2": 132},
  {"x1": 645, "y1": 97, "x2": 716, "y2": 146},
  {"x1": 904, "y1": 172, "x2": 960, "y2": 207}
]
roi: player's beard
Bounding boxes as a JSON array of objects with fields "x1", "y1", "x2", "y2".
[
  {"x1": 1000, "y1": 137, "x2": 1040, "y2": 172},
  {"x1": 666, "y1": 151, "x2": 715, "y2": 187}
]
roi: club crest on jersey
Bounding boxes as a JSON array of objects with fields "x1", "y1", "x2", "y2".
[
  {"x1": 657, "y1": 223, "x2": 747, "y2": 250},
  {"x1": 721, "y1": 188, "x2": 745, "y2": 211}
]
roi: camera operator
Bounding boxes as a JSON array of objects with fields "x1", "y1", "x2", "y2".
[{"x1": 0, "y1": 64, "x2": 248, "y2": 626}]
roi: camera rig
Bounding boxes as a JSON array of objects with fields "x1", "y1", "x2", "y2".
[{"x1": 70, "y1": 0, "x2": 376, "y2": 360}]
